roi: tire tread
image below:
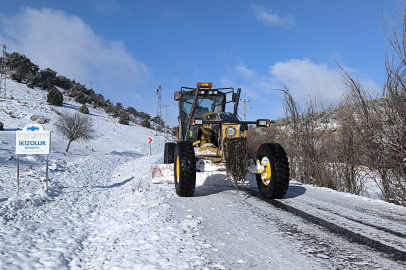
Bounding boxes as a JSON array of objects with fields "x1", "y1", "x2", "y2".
[
  {"x1": 256, "y1": 143, "x2": 290, "y2": 199},
  {"x1": 164, "y1": 143, "x2": 176, "y2": 164},
  {"x1": 175, "y1": 141, "x2": 196, "y2": 197}
]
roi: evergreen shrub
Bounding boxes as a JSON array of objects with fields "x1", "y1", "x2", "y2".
[
  {"x1": 79, "y1": 104, "x2": 89, "y2": 114},
  {"x1": 47, "y1": 87, "x2": 63, "y2": 106}
]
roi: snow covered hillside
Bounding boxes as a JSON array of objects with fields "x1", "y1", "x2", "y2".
[
  {"x1": 1, "y1": 78, "x2": 406, "y2": 269},
  {"x1": 0, "y1": 79, "x2": 206, "y2": 269}
]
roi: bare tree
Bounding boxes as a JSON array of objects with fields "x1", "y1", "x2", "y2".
[
  {"x1": 334, "y1": 1, "x2": 406, "y2": 205},
  {"x1": 54, "y1": 112, "x2": 96, "y2": 153},
  {"x1": 333, "y1": 101, "x2": 366, "y2": 195},
  {"x1": 278, "y1": 86, "x2": 337, "y2": 189},
  {"x1": 245, "y1": 2, "x2": 406, "y2": 205}
]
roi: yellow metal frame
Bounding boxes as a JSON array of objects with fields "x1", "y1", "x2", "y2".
[
  {"x1": 222, "y1": 124, "x2": 241, "y2": 138},
  {"x1": 177, "y1": 126, "x2": 181, "y2": 140},
  {"x1": 176, "y1": 155, "x2": 180, "y2": 180}
]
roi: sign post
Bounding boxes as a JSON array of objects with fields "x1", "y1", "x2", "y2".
[
  {"x1": 45, "y1": 154, "x2": 49, "y2": 191},
  {"x1": 16, "y1": 124, "x2": 51, "y2": 192},
  {"x1": 148, "y1": 137, "x2": 153, "y2": 156},
  {"x1": 17, "y1": 155, "x2": 20, "y2": 191}
]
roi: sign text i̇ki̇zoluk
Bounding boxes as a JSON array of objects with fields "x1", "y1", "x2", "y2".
[{"x1": 16, "y1": 124, "x2": 50, "y2": 155}]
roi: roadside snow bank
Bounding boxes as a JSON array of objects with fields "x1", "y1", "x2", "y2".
[
  {"x1": 6, "y1": 188, "x2": 50, "y2": 211},
  {"x1": 78, "y1": 155, "x2": 210, "y2": 269}
]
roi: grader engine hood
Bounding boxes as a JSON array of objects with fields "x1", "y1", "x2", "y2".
[{"x1": 196, "y1": 112, "x2": 246, "y2": 139}]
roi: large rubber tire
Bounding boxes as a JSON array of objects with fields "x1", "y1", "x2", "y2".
[
  {"x1": 164, "y1": 143, "x2": 176, "y2": 164},
  {"x1": 256, "y1": 143, "x2": 290, "y2": 199},
  {"x1": 174, "y1": 141, "x2": 196, "y2": 197}
]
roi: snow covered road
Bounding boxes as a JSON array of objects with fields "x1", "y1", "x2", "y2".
[{"x1": 169, "y1": 182, "x2": 406, "y2": 269}]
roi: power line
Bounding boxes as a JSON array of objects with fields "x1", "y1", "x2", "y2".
[{"x1": 238, "y1": 99, "x2": 252, "y2": 121}]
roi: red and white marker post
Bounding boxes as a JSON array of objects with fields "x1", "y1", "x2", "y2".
[{"x1": 148, "y1": 137, "x2": 153, "y2": 156}]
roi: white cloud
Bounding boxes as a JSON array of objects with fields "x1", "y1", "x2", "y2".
[
  {"x1": 132, "y1": 94, "x2": 141, "y2": 100},
  {"x1": 177, "y1": 61, "x2": 202, "y2": 75},
  {"x1": 235, "y1": 63, "x2": 256, "y2": 80},
  {"x1": 229, "y1": 59, "x2": 379, "y2": 108},
  {"x1": 219, "y1": 75, "x2": 261, "y2": 100},
  {"x1": 219, "y1": 76, "x2": 234, "y2": 88},
  {"x1": 250, "y1": 5, "x2": 295, "y2": 28},
  {"x1": 0, "y1": 7, "x2": 148, "y2": 89},
  {"x1": 92, "y1": 0, "x2": 129, "y2": 14},
  {"x1": 269, "y1": 58, "x2": 345, "y2": 107}
]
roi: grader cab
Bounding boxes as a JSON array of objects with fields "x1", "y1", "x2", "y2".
[{"x1": 162, "y1": 83, "x2": 290, "y2": 198}]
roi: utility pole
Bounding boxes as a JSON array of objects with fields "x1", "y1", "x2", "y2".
[
  {"x1": 156, "y1": 84, "x2": 162, "y2": 136},
  {"x1": 0, "y1": 44, "x2": 8, "y2": 99},
  {"x1": 89, "y1": 82, "x2": 94, "y2": 89},
  {"x1": 238, "y1": 99, "x2": 252, "y2": 121},
  {"x1": 162, "y1": 105, "x2": 170, "y2": 141}
]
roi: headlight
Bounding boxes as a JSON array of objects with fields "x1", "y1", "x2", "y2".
[
  {"x1": 257, "y1": 119, "x2": 270, "y2": 127},
  {"x1": 193, "y1": 118, "x2": 203, "y2": 125}
]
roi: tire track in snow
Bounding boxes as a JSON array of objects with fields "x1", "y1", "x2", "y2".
[
  {"x1": 246, "y1": 187, "x2": 406, "y2": 263},
  {"x1": 298, "y1": 199, "x2": 406, "y2": 239}
]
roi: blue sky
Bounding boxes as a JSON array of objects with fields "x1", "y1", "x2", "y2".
[{"x1": 0, "y1": 0, "x2": 399, "y2": 127}]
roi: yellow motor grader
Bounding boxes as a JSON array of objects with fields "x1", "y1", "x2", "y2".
[{"x1": 163, "y1": 83, "x2": 290, "y2": 198}]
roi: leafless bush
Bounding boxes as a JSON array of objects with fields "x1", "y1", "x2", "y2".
[
  {"x1": 261, "y1": 2, "x2": 406, "y2": 205},
  {"x1": 330, "y1": 104, "x2": 366, "y2": 195},
  {"x1": 330, "y1": 2, "x2": 406, "y2": 205},
  {"x1": 131, "y1": 178, "x2": 144, "y2": 192},
  {"x1": 265, "y1": 86, "x2": 367, "y2": 195},
  {"x1": 54, "y1": 111, "x2": 96, "y2": 153},
  {"x1": 379, "y1": 3, "x2": 406, "y2": 205},
  {"x1": 339, "y1": 66, "x2": 405, "y2": 203},
  {"x1": 277, "y1": 87, "x2": 336, "y2": 188},
  {"x1": 246, "y1": 126, "x2": 282, "y2": 159}
]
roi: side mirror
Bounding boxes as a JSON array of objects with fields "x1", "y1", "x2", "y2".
[{"x1": 174, "y1": 91, "x2": 181, "y2": 101}]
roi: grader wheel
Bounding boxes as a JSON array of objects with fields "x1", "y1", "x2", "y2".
[
  {"x1": 174, "y1": 141, "x2": 196, "y2": 197},
  {"x1": 256, "y1": 143, "x2": 290, "y2": 199},
  {"x1": 164, "y1": 142, "x2": 176, "y2": 164}
]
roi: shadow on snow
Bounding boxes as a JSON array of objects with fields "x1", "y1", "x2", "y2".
[
  {"x1": 193, "y1": 185, "x2": 236, "y2": 197},
  {"x1": 92, "y1": 176, "x2": 134, "y2": 189},
  {"x1": 108, "y1": 151, "x2": 143, "y2": 158},
  {"x1": 193, "y1": 173, "x2": 240, "y2": 197},
  {"x1": 62, "y1": 103, "x2": 80, "y2": 110},
  {"x1": 2, "y1": 128, "x2": 20, "y2": 132},
  {"x1": 283, "y1": 182, "x2": 307, "y2": 199},
  {"x1": 47, "y1": 177, "x2": 135, "y2": 200}
]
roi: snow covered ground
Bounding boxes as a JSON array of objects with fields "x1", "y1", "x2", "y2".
[
  {"x1": 1, "y1": 79, "x2": 406, "y2": 269},
  {"x1": 0, "y1": 80, "x2": 208, "y2": 269}
]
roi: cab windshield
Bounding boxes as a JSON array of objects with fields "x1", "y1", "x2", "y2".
[{"x1": 181, "y1": 94, "x2": 225, "y2": 117}]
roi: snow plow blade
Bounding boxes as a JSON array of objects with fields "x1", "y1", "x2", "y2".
[
  {"x1": 151, "y1": 164, "x2": 174, "y2": 184},
  {"x1": 151, "y1": 163, "x2": 257, "y2": 187}
]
